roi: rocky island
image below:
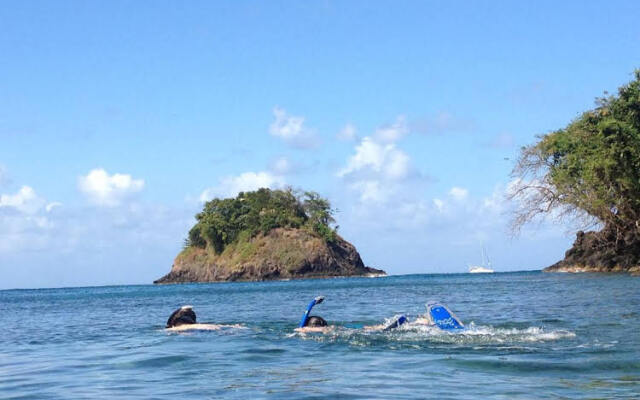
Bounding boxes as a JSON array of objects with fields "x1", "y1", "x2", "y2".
[
  {"x1": 154, "y1": 188, "x2": 385, "y2": 283},
  {"x1": 545, "y1": 228, "x2": 640, "y2": 275},
  {"x1": 510, "y1": 70, "x2": 640, "y2": 275}
]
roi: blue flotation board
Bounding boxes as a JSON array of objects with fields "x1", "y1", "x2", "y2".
[
  {"x1": 299, "y1": 296, "x2": 325, "y2": 328},
  {"x1": 426, "y1": 302, "x2": 464, "y2": 331}
]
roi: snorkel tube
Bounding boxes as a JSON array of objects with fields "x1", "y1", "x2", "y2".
[{"x1": 299, "y1": 296, "x2": 325, "y2": 328}]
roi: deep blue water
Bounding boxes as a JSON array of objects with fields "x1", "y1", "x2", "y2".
[{"x1": 1, "y1": 272, "x2": 639, "y2": 399}]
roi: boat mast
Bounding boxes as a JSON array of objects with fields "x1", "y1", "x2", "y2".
[{"x1": 481, "y1": 245, "x2": 491, "y2": 268}]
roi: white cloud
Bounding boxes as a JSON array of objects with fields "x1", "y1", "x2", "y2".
[
  {"x1": 269, "y1": 107, "x2": 318, "y2": 149},
  {"x1": 449, "y1": 186, "x2": 469, "y2": 201},
  {"x1": 0, "y1": 198, "x2": 196, "y2": 288},
  {"x1": 270, "y1": 107, "x2": 304, "y2": 140},
  {"x1": 78, "y1": 168, "x2": 144, "y2": 207},
  {"x1": 348, "y1": 180, "x2": 391, "y2": 203},
  {"x1": 338, "y1": 137, "x2": 411, "y2": 181},
  {"x1": 385, "y1": 148, "x2": 411, "y2": 180},
  {"x1": 45, "y1": 202, "x2": 63, "y2": 212},
  {"x1": 341, "y1": 182, "x2": 515, "y2": 246},
  {"x1": 269, "y1": 156, "x2": 293, "y2": 175},
  {"x1": 0, "y1": 186, "x2": 46, "y2": 214},
  {"x1": 373, "y1": 116, "x2": 408, "y2": 143},
  {"x1": 199, "y1": 171, "x2": 285, "y2": 202},
  {"x1": 337, "y1": 123, "x2": 357, "y2": 141},
  {"x1": 0, "y1": 184, "x2": 63, "y2": 261},
  {"x1": 433, "y1": 198, "x2": 444, "y2": 212},
  {"x1": 337, "y1": 116, "x2": 421, "y2": 204},
  {"x1": 482, "y1": 184, "x2": 507, "y2": 213}
]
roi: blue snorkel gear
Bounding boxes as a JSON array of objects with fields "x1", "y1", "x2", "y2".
[
  {"x1": 299, "y1": 296, "x2": 325, "y2": 328},
  {"x1": 382, "y1": 314, "x2": 408, "y2": 331}
]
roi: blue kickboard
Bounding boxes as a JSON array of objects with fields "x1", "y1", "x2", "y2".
[{"x1": 427, "y1": 303, "x2": 464, "y2": 331}]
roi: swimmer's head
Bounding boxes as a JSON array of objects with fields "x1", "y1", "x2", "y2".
[
  {"x1": 166, "y1": 305, "x2": 197, "y2": 328},
  {"x1": 305, "y1": 316, "x2": 327, "y2": 327}
]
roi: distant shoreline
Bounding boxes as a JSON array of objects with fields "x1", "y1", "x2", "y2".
[
  {"x1": 0, "y1": 270, "x2": 552, "y2": 291},
  {"x1": 14, "y1": 268, "x2": 640, "y2": 291}
]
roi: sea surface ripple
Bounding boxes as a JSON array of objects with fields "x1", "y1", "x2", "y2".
[{"x1": 1, "y1": 271, "x2": 639, "y2": 399}]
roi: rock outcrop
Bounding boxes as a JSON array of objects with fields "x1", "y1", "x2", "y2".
[
  {"x1": 545, "y1": 227, "x2": 640, "y2": 275},
  {"x1": 154, "y1": 227, "x2": 385, "y2": 283}
]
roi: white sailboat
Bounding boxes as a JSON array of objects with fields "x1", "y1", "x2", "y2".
[{"x1": 468, "y1": 246, "x2": 494, "y2": 273}]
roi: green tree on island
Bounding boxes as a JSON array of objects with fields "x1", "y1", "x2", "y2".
[
  {"x1": 187, "y1": 188, "x2": 338, "y2": 254},
  {"x1": 510, "y1": 70, "x2": 640, "y2": 270}
]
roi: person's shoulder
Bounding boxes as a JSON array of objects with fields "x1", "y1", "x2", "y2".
[
  {"x1": 294, "y1": 326, "x2": 332, "y2": 333},
  {"x1": 166, "y1": 323, "x2": 221, "y2": 332}
]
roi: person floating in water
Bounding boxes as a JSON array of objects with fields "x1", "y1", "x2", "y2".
[
  {"x1": 295, "y1": 296, "x2": 333, "y2": 333},
  {"x1": 165, "y1": 305, "x2": 243, "y2": 331},
  {"x1": 294, "y1": 297, "x2": 464, "y2": 333},
  {"x1": 294, "y1": 296, "x2": 417, "y2": 333},
  {"x1": 365, "y1": 302, "x2": 464, "y2": 331}
]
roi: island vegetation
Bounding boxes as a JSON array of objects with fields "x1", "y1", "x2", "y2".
[
  {"x1": 510, "y1": 70, "x2": 640, "y2": 273},
  {"x1": 186, "y1": 188, "x2": 337, "y2": 253},
  {"x1": 155, "y1": 188, "x2": 385, "y2": 283}
]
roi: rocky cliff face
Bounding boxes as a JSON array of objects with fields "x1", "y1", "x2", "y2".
[
  {"x1": 545, "y1": 227, "x2": 640, "y2": 275},
  {"x1": 154, "y1": 228, "x2": 385, "y2": 283}
]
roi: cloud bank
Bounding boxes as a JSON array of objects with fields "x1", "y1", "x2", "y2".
[
  {"x1": 78, "y1": 168, "x2": 144, "y2": 207},
  {"x1": 200, "y1": 171, "x2": 285, "y2": 202},
  {"x1": 338, "y1": 116, "x2": 416, "y2": 203},
  {"x1": 0, "y1": 186, "x2": 47, "y2": 214},
  {"x1": 269, "y1": 107, "x2": 319, "y2": 149}
]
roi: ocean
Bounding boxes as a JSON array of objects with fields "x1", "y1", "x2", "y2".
[{"x1": 1, "y1": 272, "x2": 639, "y2": 399}]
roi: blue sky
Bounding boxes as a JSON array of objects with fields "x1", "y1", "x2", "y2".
[{"x1": 1, "y1": 1, "x2": 639, "y2": 289}]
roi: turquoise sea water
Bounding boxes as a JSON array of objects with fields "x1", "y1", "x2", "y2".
[{"x1": 1, "y1": 272, "x2": 639, "y2": 399}]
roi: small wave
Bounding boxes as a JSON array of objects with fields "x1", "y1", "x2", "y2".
[
  {"x1": 291, "y1": 322, "x2": 575, "y2": 348},
  {"x1": 114, "y1": 355, "x2": 192, "y2": 369},
  {"x1": 445, "y1": 324, "x2": 577, "y2": 342}
]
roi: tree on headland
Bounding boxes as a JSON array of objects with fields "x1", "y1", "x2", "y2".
[
  {"x1": 302, "y1": 191, "x2": 337, "y2": 242},
  {"x1": 509, "y1": 70, "x2": 640, "y2": 269},
  {"x1": 187, "y1": 188, "x2": 338, "y2": 254}
]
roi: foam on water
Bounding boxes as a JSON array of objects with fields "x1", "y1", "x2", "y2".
[
  {"x1": 293, "y1": 320, "x2": 576, "y2": 349},
  {"x1": 164, "y1": 323, "x2": 246, "y2": 332}
]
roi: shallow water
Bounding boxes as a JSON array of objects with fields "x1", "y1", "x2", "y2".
[{"x1": 1, "y1": 272, "x2": 639, "y2": 399}]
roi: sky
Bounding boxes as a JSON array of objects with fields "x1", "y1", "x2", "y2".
[{"x1": 1, "y1": 1, "x2": 639, "y2": 289}]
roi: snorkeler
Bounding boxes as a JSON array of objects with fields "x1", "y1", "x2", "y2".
[
  {"x1": 295, "y1": 296, "x2": 409, "y2": 333},
  {"x1": 294, "y1": 298, "x2": 464, "y2": 333},
  {"x1": 165, "y1": 305, "x2": 243, "y2": 331},
  {"x1": 295, "y1": 296, "x2": 332, "y2": 333},
  {"x1": 365, "y1": 302, "x2": 464, "y2": 331}
]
